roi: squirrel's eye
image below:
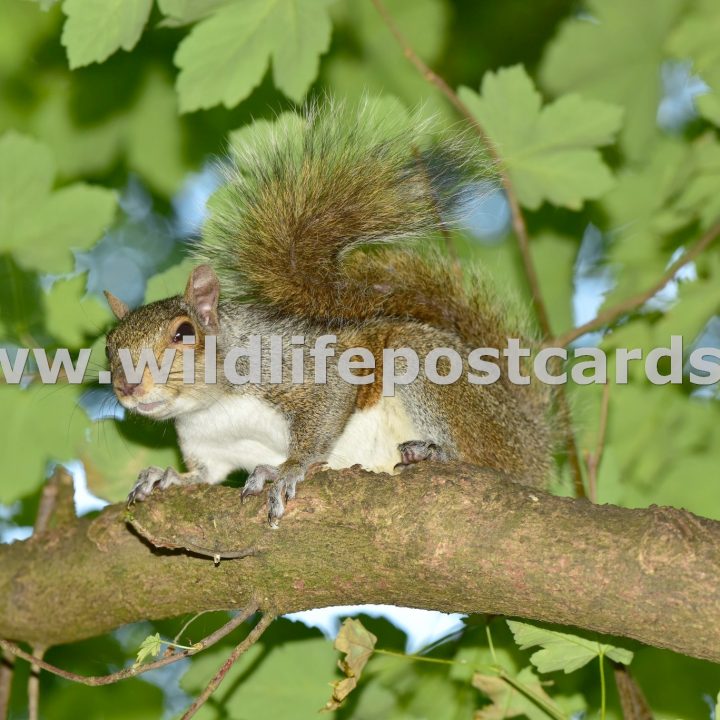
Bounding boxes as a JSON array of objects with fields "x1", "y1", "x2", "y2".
[{"x1": 172, "y1": 321, "x2": 195, "y2": 344}]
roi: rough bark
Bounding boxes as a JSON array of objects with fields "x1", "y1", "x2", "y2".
[{"x1": 0, "y1": 464, "x2": 718, "y2": 662}]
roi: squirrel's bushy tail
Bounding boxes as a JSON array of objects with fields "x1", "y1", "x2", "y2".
[{"x1": 196, "y1": 99, "x2": 500, "y2": 340}]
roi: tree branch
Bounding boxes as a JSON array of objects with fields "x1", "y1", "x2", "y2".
[
  {"x1": 0, "y1": 603, "x2": 259, "y2": 686},
  {"x1": 0, "y1": 464, "x2": 718, "y2": 663},
  {"x1": 551, "y1": 219, "x2": 720, "y2": 347}
]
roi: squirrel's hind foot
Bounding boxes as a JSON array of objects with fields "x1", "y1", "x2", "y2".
[{"x1": 394, "y1": 441, "x2": 449, "y2": 471}]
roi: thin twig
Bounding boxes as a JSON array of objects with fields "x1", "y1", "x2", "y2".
[
  {"x1": 562, "y1": 409, "x2": 587, "y2": 499},
  {"x1": 552, "y1": 220, "x2": 720, "y2": 347},
  {"x1": 586, "y1": 383, "x2": 611, "y2": 504},
  {"x1": 27, "y1": 646, "x2": 45, "y2": 720},
  {"x1": 0, "y1": 651, "x2": 13, "y2": 720},
  {"x1": 370, "y1": 0, "x2": 552, "y2": 335},
  {"x1": 129, "y1": 515, "x2": 259, "y2": 562},
  {"x1": 174, "y1": 612, "x2": 212, "y2": 645},
  {"x1": 180, "y1": 613, "x2": 275, "y2": 720},
  {"x1": 0, "y1": 602, "x2": 259, "y2": 687},
  {"x1": 613, "y1": 663, "x2": 654, "y2": 720}
]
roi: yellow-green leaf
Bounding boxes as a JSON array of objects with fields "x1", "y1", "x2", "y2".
[
  {"x1": 507, "y1": 620, "x2": 633, "y2": 674},
  {"x1": 539, "y1": 0, "x2": 683, "y2": 160},
  {"x1": 0, "y1": 383, "x2": 90, "y2": 503},
  {"x1": 45, "y1": 274, "x2": 110, "y2": 348},
  {"x1": 61, "y1": 0, "x2": 152, "y2": 69},
  {"x1": 0, "y1": 132, "x2": 117, "y2": 274},
  {"x1": 459, "y1": 66, "x2": 622, "y2": 211},
  {"x1": 175, "y1": 0, "x2": 334, "y2": 111}
]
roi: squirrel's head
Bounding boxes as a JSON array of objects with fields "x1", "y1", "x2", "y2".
[{"x1": 104, "y1": 265, "x2": 220, "y2": 420}]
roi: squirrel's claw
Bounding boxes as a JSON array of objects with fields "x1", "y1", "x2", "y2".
[
  {"x1": 127, "y1": 466, "x2": 187, "y2": 506},
  {"x1": 394, "y1": 440, "x2": 449, "y2": 471},
  {"x1": 267, "y1": 467, "x2": 304, "y2": 528},
  {"x1": 242, "y1": 463, "x2": 305, "y2": 528},
  {"x1": 127, "y1": 466, "x2": 166, "y2": 505},
  {"x1": 241, "y1": 464, "x2": 279, "y2": 503}
]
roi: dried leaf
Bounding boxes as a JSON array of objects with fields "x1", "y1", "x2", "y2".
[{"x1": 323, "y1": 618, "x2": 377, "y2": 711}]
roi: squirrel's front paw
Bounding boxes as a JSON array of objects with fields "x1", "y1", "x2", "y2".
[
  {"x1": 127, "y1": 466, "x2": 183, "y2": 505},
  {"x1": 242, "y1": 463, "x2": 305, "y2": 528}
]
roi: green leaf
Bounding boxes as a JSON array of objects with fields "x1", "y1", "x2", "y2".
[
  {"x1": 60, "y1": 0, "x2": 153, "y2": 69},
  {"x1": 134, "y1": 633, "x2": 162, "y2": 667},
  {"x1": 0, "y1": 0, "x2": 59, "y2": 74},
  {"x1": 459, "y1": 66, "x2": 622, "y2": 210},
  {"x1": 29, "y1": 68, "x2": 187, "y2": 195},
  {"x1": 15, "y1": 184, "x2": 117, "y2": 274},
  {"x1": 0, "y1": 132, "x2": 55, "y2": 224},
  {"x1": 126, "y1": 68, "x2": 188, "y2": 196},
  {"x1": 157, "y1": 0, "x2": 230, "y2": 26},
  {"x1": 0, "y1": 384, "x2": 90, "y2": 503},
  {"x1": 0, "y1": 132, "x2": 117, "y2": 274},
  {"x1": 667, "y1": 0, "x2": 720, "y2": 93},
  {"x1": 474, "y1": 666, "x2": 566, "y2": 720},
  {"x1": 175, "y1": 0, "x2": 334, "y2": 111},
  {"x1": 144, "y1": 259, "x2": 195, "y2": 303},
  {"x1": 44, "y1": 274, "x2": 109, "y2": 348},
  {"x1": 539, "y1": 0, "x2": 683, "y2": 160},
  {"x1": 0, "y1": 254, "x2": 45, "y2": 344},
  {"x1": 324, "y1": 618, "x2": 378, "y2": 711},
  {"x1": 29, "y1": 75, "x2": 125, "y2": 178},
  {"x1": 666, "y1": 132, "x2": 720, "y2": 230},
  {"x1": 272, "y1": 0, "x2": 333, "y2": 101},
  {"x1": 598, "y1": 135, "x2": 707, "y2": 306},
  {"x1": 45, "y1": 678, "x2": 163, "y2": 720},
  {"x1": 531, "y1": 233, "x2": 577, "y2": 333},
  {"x1": 507, "y1": 621, "x2": 633, "y2": 674},
  {"x1": 30, "y1": 0, "x2": 60, "y2": 9},
  {"x1": 696, "y1": 92, "x2": 720, "y2": 127}
]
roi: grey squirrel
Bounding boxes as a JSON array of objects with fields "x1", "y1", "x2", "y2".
[{"x1": 104, "y1": 102, "x2": 553, "y2": 526}]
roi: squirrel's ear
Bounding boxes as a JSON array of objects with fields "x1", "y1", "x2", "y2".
[
  {"x1": 104, "y1": 291, "x2": 129, "y2": 320},
  {"x1": 185, "y1": 265, "x2": 220, "y2": 331}
]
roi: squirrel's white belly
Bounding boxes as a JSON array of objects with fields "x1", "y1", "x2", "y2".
[
  {"x1": 327, "y1": 396, "x2": 417, "y2": 472},
  {"x1": 177, "y1": 395, "x2": 290, "y2": 482},
  {"x1": 176, "y1": 394, "x2": 416, "y2": 483}
]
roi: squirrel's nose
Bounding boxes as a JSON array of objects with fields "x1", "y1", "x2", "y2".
[{"x1": 117, "y1": 380, "x2": 143, "y2": 397}]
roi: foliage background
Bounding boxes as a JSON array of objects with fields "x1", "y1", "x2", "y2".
[{"x1": 1, "y1": 0, "x2": 720, "y2": 717}]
